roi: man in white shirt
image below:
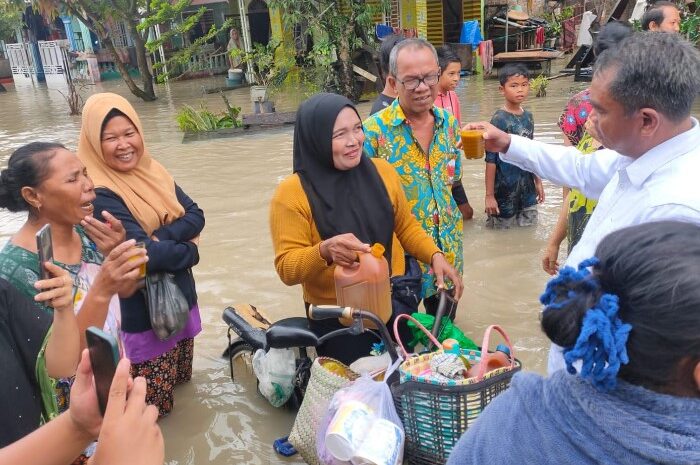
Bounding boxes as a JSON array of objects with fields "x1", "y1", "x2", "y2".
[{"x1": 465, "y1": 32, "x2": 700, "y2": 373}]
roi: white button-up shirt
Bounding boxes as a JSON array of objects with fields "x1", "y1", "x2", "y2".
[{"x1": 501, "y1": 118, "x2": 700, "y2": 373}]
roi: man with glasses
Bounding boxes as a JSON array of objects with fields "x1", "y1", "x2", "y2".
[{"x1": 363, "y1": 38, "x2": 464, "y2": 316}]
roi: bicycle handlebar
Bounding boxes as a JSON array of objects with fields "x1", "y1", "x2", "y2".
[
  {"x1": 309, "y1": 305, "x2": 400, "y2": 363},
  {"x1": 308, "y1": 305, "x2": 352, "y2": 321}
]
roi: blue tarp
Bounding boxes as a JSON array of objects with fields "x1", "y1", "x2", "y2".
[
  {"x1": 459, "y1": 21, "x2": 483, "y2": 47},
  {"x1": 376, "y1": 24, "x2": 394, "y2": 40}
]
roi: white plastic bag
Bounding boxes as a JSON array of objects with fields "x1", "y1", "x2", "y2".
[
  {"x1": 252, "y1": 348, "x2": 296, "y2": 407},
  {"x1": 317, "y1": 358, "x2": 404, "y2": 465}
]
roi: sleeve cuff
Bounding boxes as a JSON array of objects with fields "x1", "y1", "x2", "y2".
[
  {"x1": 313, "y1": 242, "x2": 331, "y2": 268},
  {"x1": 502, "y1": 134, "x2": 527, "y2": 161}
]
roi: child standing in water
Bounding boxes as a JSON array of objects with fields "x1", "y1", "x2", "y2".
[
  {"x1": 485, "y1": 63, "x2": 544, "y2": 229},
  {"x1": 434, "y1": 46, "x2": 474, "y2": 220}
]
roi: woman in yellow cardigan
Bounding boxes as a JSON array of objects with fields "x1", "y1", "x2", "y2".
[{"x1": 270, "y1": 93, "x2": 462, "y2": 363}]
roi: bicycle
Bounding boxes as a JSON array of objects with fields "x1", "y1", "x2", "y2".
[
  {"x1": 222, "y1": 303, "x2": 400, "y2": 410},
  {"x1": 221, "y1": 291, "x2": 456, "y2": 408}
]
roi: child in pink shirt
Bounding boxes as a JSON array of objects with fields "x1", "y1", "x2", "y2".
[{"x1": 434, "y1": 46, "x2": 462, "y2": 123}]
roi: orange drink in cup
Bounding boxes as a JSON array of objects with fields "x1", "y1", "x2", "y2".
[
  {"x1": 130, "y1": 241, "x2": 147, "y2": 278},
  {"x1": 460, "y1": 129, "x2": 485, "y2": 159}
]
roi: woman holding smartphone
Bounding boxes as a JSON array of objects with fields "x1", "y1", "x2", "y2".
[
  {"x1": 0, "y1": 142, "x2": 147, "y2": 464},
  {"x1": 78, "y1": 92, "x2": 205, "y2": 417}
]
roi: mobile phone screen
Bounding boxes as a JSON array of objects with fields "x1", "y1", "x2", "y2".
[
  {"x1": 86, "y1": 327, "x2": 120, "y2": 416},
  {"x1": 35, "y1": 224, "x2": 53, "y2": 280}
]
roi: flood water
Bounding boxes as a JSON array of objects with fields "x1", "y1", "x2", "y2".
[{"x1": 1, "y1": 70, "x2": 699, "y2": 465}]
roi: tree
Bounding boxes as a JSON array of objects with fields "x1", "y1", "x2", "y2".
[
  {"x1": 267, "y1": 0, "x2": 387, "y2": 100},
  {"x1": 19, "y1": 0, "x2": 157, "y2": 100},
  {"x1": 24, "y1": 0, "x2": 229, "y2": 101},
  {"x1": 139, "y1": 0, "x2": 232, "y2": 83},
  {"x1": 0, "y1": 3, "x2": 21, "y2": 41}
]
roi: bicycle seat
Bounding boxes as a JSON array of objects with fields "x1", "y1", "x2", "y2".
[
  {"x1": 266, "y1": 317, "x2": 319, "y2": 349},
  {"x1": 223, "y1": 307, "x2": 267, "y2": 350}
]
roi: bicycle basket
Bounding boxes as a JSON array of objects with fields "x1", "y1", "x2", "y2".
[
  {"x1": 391, "y1": 365, "x2": 519, "y2": 465},
  {"x1": 391, "y1": 315, "x2": 521, "y2": 465}
]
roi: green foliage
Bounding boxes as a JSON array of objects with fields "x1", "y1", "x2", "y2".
[
  {"x1": 679, "y1": 1, "x2": 699, "y2": 45},
  {"x1": 267, "y1": 0, "x2": 388, "y2": 98},
  {"x1": 231, "y1": 38, "x2": 292, "y2": 90},
  {"x1": 140, "y1": 0, "x2": 233, "y2": 82},
  {"x1": 0, "y1": 5, "x2": 21, "y2": 40},
  {"x1": 530, "y1": 74, "x2": 548, "y2": 98},
  {"x1": 545, "y1": 6, "x2": 573, "y2": 39},
  {"x1": 560, "y1": 6, "x2": 575, "y2": 20},
  {"x1": 545, "y1": 12, "x2": 562, "y2": 39},
  {"x1": 175, "y1": 93, "x2": 242, "y2": 133},
  {"x1": 27, "y1": 0, "x2": 159, "y2": 101}
]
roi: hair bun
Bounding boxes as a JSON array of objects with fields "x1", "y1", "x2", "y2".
[
  {"x1": 0, "y1": 166, "x2": 26, "y2": 212},
  {"x1": 540, "y1": 264, "x2": 601, "y2": 348}
]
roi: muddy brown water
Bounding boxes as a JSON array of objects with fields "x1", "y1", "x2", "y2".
[{"x1": 1, "y1": 70, "x2": 699, "y2": 464}]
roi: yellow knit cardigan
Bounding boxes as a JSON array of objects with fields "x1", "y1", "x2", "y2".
[{"x1": 270, "y1": 158, "x2": 441, "y2": 305}]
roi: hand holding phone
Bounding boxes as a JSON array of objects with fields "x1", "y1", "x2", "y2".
[
  {"x1": 36, "y1": 224, "x2": 53, "y2": 280},
  {"x1": 86, "y1": 327, "x2": 120, "y2": 416}
]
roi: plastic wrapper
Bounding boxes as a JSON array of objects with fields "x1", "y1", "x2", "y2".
[{"x1": 252, "y1": 348, "x2": 296, "y2": 407}]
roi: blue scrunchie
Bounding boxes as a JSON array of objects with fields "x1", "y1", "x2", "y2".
[{"x1": 540, "y1": 258, "x2": 632, "y2": 391}]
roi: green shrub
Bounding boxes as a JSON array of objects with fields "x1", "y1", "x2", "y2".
[
  {"x1": 175, "y1": 93, "x2": 243, "y2": 133},
  {"x1": 530, "y1": 74, "x2": 548, "y2": 98}
]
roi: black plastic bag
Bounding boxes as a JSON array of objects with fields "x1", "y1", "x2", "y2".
[
  {"x1": 389, "y1": 254, "x2": 422, "y2": 346},
  {"x1": 143, "y1": 272, "x2": 189, "y2": 341}
]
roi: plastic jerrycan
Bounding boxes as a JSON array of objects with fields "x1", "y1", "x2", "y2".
[
  {"x1": 334, "y1": 243, "x2": 392, "y2": 327},
  {"x1": 467, "y1": 344, "x2": 511, "y2": 379}
]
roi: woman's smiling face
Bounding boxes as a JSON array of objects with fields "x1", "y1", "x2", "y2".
[
  {"x1": 100, "y1": 115, "x2": 145, "y2": 173},
  {"x1": 331, "y1": 107, "x2": 365, "y2": 171}
]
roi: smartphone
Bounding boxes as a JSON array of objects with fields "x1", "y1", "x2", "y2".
[
  {"x1": 35, "y1": 224, "x2": 53, "y2": 280},
  {"x1": 86, "y1": 327, "x2": 120, "y2": 416}
]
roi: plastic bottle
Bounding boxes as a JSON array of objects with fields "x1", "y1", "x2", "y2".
[
  {"x1": 467, "y1": 344, "x2": 511, "y2": 378},
  {"x1": 334, "y1": 243, "x2": 391, "y2": 326}
]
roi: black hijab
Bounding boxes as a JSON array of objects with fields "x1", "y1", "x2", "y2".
[{"x1": 293, "y1": 93, "x2": 395, "y2": 263}]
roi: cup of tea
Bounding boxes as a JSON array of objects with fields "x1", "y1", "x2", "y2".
[
  {"x1": 460, "y1": 129, "x2": 485, "y2": 159},
  {"x1": 130, "y1": 241, "x2": 147, "y2": 278}
]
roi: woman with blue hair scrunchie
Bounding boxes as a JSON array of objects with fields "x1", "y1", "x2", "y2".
[{"x1": 447, "y1": 221, "x2": 700, "y2": 465}]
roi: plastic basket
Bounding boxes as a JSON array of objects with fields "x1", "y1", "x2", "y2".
[{"x1": 391, "y1": 315, "x2": 521, "y2": 465}]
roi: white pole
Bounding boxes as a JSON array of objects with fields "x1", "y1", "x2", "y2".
[
  {"x1": 154, "y1": 23, "x2": 168, "y2": 82},
  {"x1": 237, "y1": 0, "x2": 255, "y2": 83}
]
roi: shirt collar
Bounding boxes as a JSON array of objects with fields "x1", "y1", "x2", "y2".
[
  {"x1": 625, "y1": 118, "x2": 700, "y2": 188},
  {"x1": 385, "y1": 97, "x2": 445, "y2": 128}
]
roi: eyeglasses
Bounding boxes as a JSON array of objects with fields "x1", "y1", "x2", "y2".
[{"x1": 396, "y1": 72, "x2": 440, "y2": 91}]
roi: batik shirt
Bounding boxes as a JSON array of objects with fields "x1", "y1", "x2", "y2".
[
  {"x1": 363, "y1": 98, "x2": 463, "y2": 299},
  {"x1": 485, "y1": 109, "x2": 537, "y2": 217}
]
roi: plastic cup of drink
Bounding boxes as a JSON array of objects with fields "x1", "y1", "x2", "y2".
[
  {"x1": 130, "y1": 241, "x2": 146, "y2": 278},
  {"x1": 325, "y1": 400, "x2": 373, "y2": 461},
  {"x1": 460, "y1": 129, "x2": 485, "y2": 159}
]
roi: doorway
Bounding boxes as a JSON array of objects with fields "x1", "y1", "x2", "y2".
[{"x1": 248, "y1": 0, "x2": 270, "y2": 46}]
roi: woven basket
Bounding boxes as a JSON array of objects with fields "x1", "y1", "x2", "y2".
[
  {"x1": 288, "y1": 357, "x2": 358, "y2": 465},
  {"x1": 391, "y1": 315, "x2": 521, "y2": 465}
]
